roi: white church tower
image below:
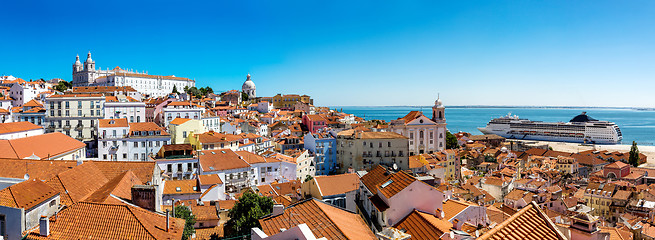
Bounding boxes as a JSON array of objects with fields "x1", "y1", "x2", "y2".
[{"x1": 242, "y1": 73, "x2": 256, "y2": 99}]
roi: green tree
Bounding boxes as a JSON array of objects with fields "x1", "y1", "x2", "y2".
[
  {"x1": 241, "y1": 91, "x2": 249, "y2": 102},
  {"x1": 304, "y1": 175, "x2": 314, "y2": 183},
  {"x1": 55, "y1": 81, "x2": 72, "y2": 92},
  {"x1": 174, "y1": 205, "x2": 196, "y2": 240},
  {"x1": 446, "y1": 131, "x2": 458, "y2": 149},
  {"x1": 226, "y1": 191, "x2": 274, "y2": 237},
  {"x1": 484, "y1": 154, "x2": 497, "y2": 163},
  {"x1": 629, "y1": 141, "x2": 640, "y2": 167},
  {"x1": 172, "y1": 85, "x2": 179, "y2": 94}
]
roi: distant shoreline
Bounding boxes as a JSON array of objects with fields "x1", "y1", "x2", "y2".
[{"x1": 330, "y1": 106, "x2": 655, "y2": 111}]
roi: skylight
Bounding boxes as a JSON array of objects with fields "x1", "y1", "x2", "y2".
[
  {"x1": 381, "y1": 180, "x2": 393, "y2": 188},
  {"x1": 176, "y1": 187, "x2": 181, "y2": 192}
]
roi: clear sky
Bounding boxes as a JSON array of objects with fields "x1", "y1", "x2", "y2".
[{"x1": 1, "y1": 0, "x2": 654, "y2": 107}]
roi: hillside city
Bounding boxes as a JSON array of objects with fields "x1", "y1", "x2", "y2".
[{"x1": 0, "y1": 52, "x2": 652, "y2": 240}]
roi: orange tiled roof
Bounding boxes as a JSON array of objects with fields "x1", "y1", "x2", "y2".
[
  {"x1": 270, "y1": 180, "x2": 301, "y2": 197},
  {"x1": 478, "y1": 202, "x2": 567, "y2": 240},
  {"x1": 360, "y1": 165, "x2": 389, "y2": 192},
  {"x1": 199, "y1": 149, "x2": 251, "y2": 172},
  {"x1": 164, "y1": 179, "x2": 200, "y2": 195},
  {"x1": 98, "y1": 118, "x2": 129, "y2": 128},
  {"x1": 169, "y1": 118, "x2": 192, "y2": 125},
  {"x1": 0, "y1": 132, "x2": 85, "y2": 159},
  {"x1": 83, "y1": 170, "x2": 142, "y2": 204},
  {"x1": 443, "y1": 199, "x2": 474, "y2": 220},
  {"x1": 191, "y1": 205, "x2": 219, "y2": 221},
  {"x1": 377, "y1": 171, "x2": 417, "y2": 199},
  {"x1": 0, "y1": 178, "x2": 57, "y2": 210},
  {"x1": 198, "y1": 174, "x2": 223, "y2": 185},
  {"x1": 259, "y1": 199, "x2": 376, "y2": 240},
  {"x1": 394, "y1": 209, "x2": 452, "y2": 240},
  {"x1": 22, "y1": 99, "x2": 43, "y2": 107},
  {"x1": 0, "y1": 158, "x2": 77, "y2": 180},
  {"x1": 313, "y1": 173, "x2": 359, "y2": 196},
  {"x1": 0, "y1": 121, "x2": 42, "y2": 134},
  {"x1": 87, "y1": 161, "x2": 158, "y2": 184},
  {"x1": 24, "y1": 202, "x2": 185, "y2": 240}
]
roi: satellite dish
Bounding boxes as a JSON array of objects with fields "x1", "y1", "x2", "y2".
[
  {"x1": 476, "y1": 230, "x2": 480, "y2": 237},
  {"x1": 393, "y1": 163, "x2": 398, "y2": 171},
  {"x1": 450, "y1": 231, "x2": 455, "y2": 239},
  {"x1": 440, "y1": 211, "x2": 445, "y2": 219},
  {"x1": 23, "y1": 173, "x2": 30, "y2": 180}
]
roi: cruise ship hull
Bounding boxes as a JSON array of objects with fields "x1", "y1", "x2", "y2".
[{"x1": 477, "y1": 113, "x2": 623, "y2": 145}]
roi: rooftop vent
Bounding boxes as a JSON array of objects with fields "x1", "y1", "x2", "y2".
[
  {"x1": 381, "y1": 180, "x2": 394, "y2": 188},
  {"x1": 176, "y1": 187, "x2": 181, "y2": 192}
]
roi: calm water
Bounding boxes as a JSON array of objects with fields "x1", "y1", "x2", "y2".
[{"x1": 333, "y1": 106, "x2": 655, "y2": 146}]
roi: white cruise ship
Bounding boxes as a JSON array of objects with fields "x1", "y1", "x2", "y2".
[{"x1": 478, "y1": 112, "x2": 622, "y2": 144}]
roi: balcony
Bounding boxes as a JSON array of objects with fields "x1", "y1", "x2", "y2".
[
  {"x1": 75, "y1": 125, "x2": 84, "y2": 131},
  {"x1": 63, "y1": 125, "x2": 71, "y2": 130}
]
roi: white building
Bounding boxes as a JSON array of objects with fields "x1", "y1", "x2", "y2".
[
  {"x1": 0, "y1": 179, "x2": 60, "y2": 240},
  {"x1": 241, "y1": 73, "x2": 256, "y2": 99},
  {"x1": 45, "y1": 94, "x2": 106, "y2": 156},
  {"x1": 98, "y1": 119, "x2": 171, "y2": 161},
  {"x1": 72, "y1": 52, "x2": 195, "y2": 97},
  {"x1": 104, "y1": 95, "x2": 146, "y2": 122},
  {"x1": 8, "y1": 80, "x2": 49, "y2": 107},
  {"x1": 389, "y1": 96, "x2": 447, "y2": 155},
  {"x1": 161, "y1": 101, "x2": 205, "y2": 128},
  {"x1": 201, "y1": 112, "x2": 221, "y2": 132}
]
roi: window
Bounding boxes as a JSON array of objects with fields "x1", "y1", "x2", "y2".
[
  {"x1": 183, "y1": 131, "x2": 187, "y2": 138},
  {"x1": 49, "y1": 200, "x2": 56, "y2": 207},
  {"x1": 178, "y1": 164, "x2": 183, "y2": 171},
  {"x1": 388, "y1": 142, "x2": 391, "y2": 147},
  {"x1": 141, "y1": 153, "x2": 146, "y2": 160},
  {"x1": 134, "y1": 142, "x2": 139, "y2": 147},
  {"x1": 187, "y1": 163, "x2": 192, "y2": 170},
  {"x1": 134, "y1": 154, "x2": 139, "y2": 160},
  {"x1": 0, "y1": 214, "x2": 5, "y2": 236},
  {"x1": 103, "y1": 154, "x2": 107, "y2": 160},
  {"x1": 167, "y1": 164, "x2": 172, "y2": 172},
  {"x1": 123, "y1": 153, "x2": 127, "y2": 159},
  {"x1": 78, "y1": 110, "x2": 82, "y2": 116}
]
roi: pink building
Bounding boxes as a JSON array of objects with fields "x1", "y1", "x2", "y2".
[
  {"x1": 603, "y1": 161, "x2": 630, "y2": 179},
  {"x1": 302, "y1": 114, "x2": 326, "y2": 133}
]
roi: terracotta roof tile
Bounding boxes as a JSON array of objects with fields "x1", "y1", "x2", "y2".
[
  {"x1": 169, "y1": 118, "x2": 193, "y2": 125},
  {"x1": 394, "y1": 209, "x2": 451, "y2": 240},
  {"x1": 259, "y1": 199, "x2": 376, "y2": 240},
  {"x1": 98, "y1": 118, "x2": 129, "y2": 128},
  {"x1": 0, "y1": 132, "x2": 85, "y2": 159},
  {"x1": 129, "y1": 122, "x2": 169, "y2": 136},
  {"x1": 83, "y1": 170, "x2": 142, "y2": 203},
  {"x1": 24, "y1": 202, "x2": 185, "y2": 240},
  {"x1": 0, "y1": 121, "x2": 42, "y2": 134},
  {"x1": 478, "y1": 202, "x2": 567, "y2": 240},
  {"x1": 164, "y1": 179, "x2": 200, "y2": 195},
  {"x1": 191, "y1": 205, "x2": 219, "y2": 221},
  {"x1": 199, "y1": 149, "x2": 250, "y2": 172},
  {"x1": 313, "y1": 173, "x2": 359, "y2": 196},
  {"x1": 0, "y1": 178, "x2": 57, "y2": 210},
  {"x1": 377, "y1": 171, "x2": 416, "y2": 199},
  {"x1": 198, "y1": 174, "x2": 223, "y2": 185}
]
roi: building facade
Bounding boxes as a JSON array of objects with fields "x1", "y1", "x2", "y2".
[
  {"x1": 389, "y1": 96, "x2": 447, "y2": 155},
  {"x1": 241, "y1": 73, "x2": 256, "y2": 99},
  {"x1": 72, "y1": 52, "x2": 195, "y2": 96},
  {"x1": 45, "y1": 94, "x2": 105, "y2": 157},
  {"x1": 336, "y1": 130, "x2": 409, "y2": 173}
]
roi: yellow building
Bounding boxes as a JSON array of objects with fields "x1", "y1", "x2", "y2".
[
  {"x1": 434, "y1": 149, "x2": 461, "y2": 181},
  {"x1": 169, "y1": 118, "x2": 205, "y2": 144},
  {"x1": 583, "y1": 182, "x2": 616, "y2": 220},
  {"x1": 269, "y1": 94, "x2": 313, "y2": 109}
]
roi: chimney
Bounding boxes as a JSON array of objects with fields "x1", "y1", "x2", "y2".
[
  {"x1": 166, "y1": 210, "x2": 170, "y2": 232},
  {"x1": 39, "y1": 215, "x2": 50, "y2": 237},
  {"x1": 452, "y1": 219, "x2": 459, "y2": 230},
  {"x1": 272, "y1": 204, "x2": 284, "y2": 216}
]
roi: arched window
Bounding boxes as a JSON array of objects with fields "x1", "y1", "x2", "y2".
[{"x1": 438, "y1": 111, "x2": 443, "y2": 119}]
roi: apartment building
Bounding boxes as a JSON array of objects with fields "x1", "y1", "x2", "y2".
[
  {"x1": 336, "y1": 129, "x2": 409, "y2": 173},
  {"x1": 45, "y1": 94, "x2": 105, "y2": 156}
]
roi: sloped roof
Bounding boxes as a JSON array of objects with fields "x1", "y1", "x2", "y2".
[
  {"x1": 98, "y1": 118, "x2": 129, "y2": 128},
  {"x1": 393, "y1": 209, "x2": 452, "y2": 240},
  {"x1": 313, "y1": 173, "x2": 359, "y2": 196},
  {"x1": 478, "y1": 202, "x2": 567, "y2": 240},
  {"x1": 0, "y1": 178, "x2": 57, "y2": 210},
  {"x1": 0, "y1": 121, "x2": 42, "y2": 134},
  {"x1": 83, "y1": 170, "x2": 142, "y2": 204},
  {"x1": 169, "y1": 118, "x2": 192, "y2": 125},
  {"x1": 163, "y1": 179, "x2": 200, "y2": 195},
  {"x1": 0, "y1": 132, "x2": 86, "y2": 159},
  {"x1": 0, "y1": 158, "x2": 77, "y2": 180},
  {"x1": 199, "y1": 149, "x2": 250, "y2": 172},
  {"x1": 198, "y1": 174, "x2": 223, "y2": 185},
  {"x1": 24, "y1": 202, "x2": 185, "y2": 240},
  {"x1": 259, "y1": 199, "x2": 376, "y2": 240}
]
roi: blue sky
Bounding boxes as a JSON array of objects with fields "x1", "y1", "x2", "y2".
[{"x1": 1, "y1": 0, "x2": 654, "y2": 107}]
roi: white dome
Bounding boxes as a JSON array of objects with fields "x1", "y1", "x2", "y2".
[
  {"x1": 74, "y1": 55, "x2": 82, "y2": 65},
  {"x1": 242, "y1": 74, "x2": 255, "y2": 90},
  {"x1": 85, "y1": 52, "x2": 93, "y2": 63},
  {"x1": 435, "y1": 98, "x2": 443, "y2": 107}
]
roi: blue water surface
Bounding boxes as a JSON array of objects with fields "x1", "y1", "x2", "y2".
[{"x1": 333, "y1": 106, "x2": 655, "y2": 146}]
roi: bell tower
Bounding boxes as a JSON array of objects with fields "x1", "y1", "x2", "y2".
[{"x1": 432, "y1": 95, "x2": 445, "y2": 124}]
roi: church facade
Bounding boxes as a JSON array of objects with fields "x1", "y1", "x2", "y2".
[
  {"x1": 388, "y1": 96, "x2": 447, "y2": 155},
  {"x1": 72, "y1": 52, "x2": 195, "y2": 97}
]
